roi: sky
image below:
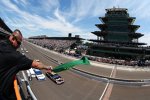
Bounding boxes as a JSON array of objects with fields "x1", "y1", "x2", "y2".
[{"x1": 0, "y1": 0, "x2": 150, "y2": 45}]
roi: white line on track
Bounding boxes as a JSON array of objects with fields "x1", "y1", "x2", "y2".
[{"x1": 99, "y1": 64, "x2": 116, "y2": 100}]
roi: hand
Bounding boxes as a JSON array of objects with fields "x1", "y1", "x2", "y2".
[
  {"x1": 47, "y1": 66, "x2": 53, "y2": 70},
  {"x1": 45, "y1": 66, "x2": 53, "y2": 73}
]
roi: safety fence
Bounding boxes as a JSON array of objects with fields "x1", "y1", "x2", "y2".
[{"x1": 14, "y1": 71, "x2": 37, "y2": 100}]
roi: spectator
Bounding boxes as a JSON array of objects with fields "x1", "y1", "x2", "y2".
[{"x1": 0, "y1": 29, "x2": 52, "y2": 100}]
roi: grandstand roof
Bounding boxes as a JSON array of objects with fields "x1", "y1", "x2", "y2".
[{"x1": 0, "y1": 18, "x2": 12, "y2": 34}]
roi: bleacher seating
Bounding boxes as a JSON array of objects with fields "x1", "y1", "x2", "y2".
[{"x1": 28, "y1": 39, "x2": 77, "y2": 51}]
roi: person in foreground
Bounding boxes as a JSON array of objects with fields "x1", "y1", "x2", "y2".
[{"x1": 0, "y1": 29, "x2": 52, "y2": 100}]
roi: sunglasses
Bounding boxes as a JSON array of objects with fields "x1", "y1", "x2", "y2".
[{"x1": 13, "y1": 35, "x2": 21, "y2": 45}]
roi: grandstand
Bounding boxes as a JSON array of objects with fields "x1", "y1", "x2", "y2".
[{"x1": 28, "y1": 33, "x2": 83, "y2": 53}]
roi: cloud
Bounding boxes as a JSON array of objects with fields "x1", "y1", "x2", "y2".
[
  {"x1": 139, "y1": 32, "x2": 150, "y2": 45},
  {"x1": 69, "y1": 0, "x2": 103, "y2": 23},
  {"x1": 0, "y1": 0, "x2": 150, "y2": 43},
  {"x1": 0, "y1": 0, "x2": 83, "y2": 36},
  {"x1": 113, "y1": 0, "x2": 150, "y2": 19},
  {"x1": 37, "y1": 0, "x2": 60, "y2": 13}
]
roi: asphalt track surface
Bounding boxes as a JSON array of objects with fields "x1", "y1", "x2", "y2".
[{"x1": 21, "y1": 40, "x2": 150, "y2": 100}]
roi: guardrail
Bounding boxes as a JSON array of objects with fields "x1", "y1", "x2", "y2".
[
  {"x1": 21, "y1": 71, "x2": 37, "y2": 100},
  {"x1": 71, "y1": 68, "x2": 150, "y2": 86},
  {"x1": 15, "y1": 71, "x2": 37, "y2": 100}
]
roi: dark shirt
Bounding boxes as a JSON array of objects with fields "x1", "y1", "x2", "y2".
[{"x1": 0, "y1": 40, "x2": 33, "y2": 99}]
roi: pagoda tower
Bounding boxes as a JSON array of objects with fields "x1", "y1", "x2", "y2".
[{"x1": 87, "y1": 7, "x2": 148, "y2": 60}]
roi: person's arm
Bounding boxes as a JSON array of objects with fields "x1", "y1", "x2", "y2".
[{"x1": 31, "y1": 60, "x2": 52, "y2": 70}]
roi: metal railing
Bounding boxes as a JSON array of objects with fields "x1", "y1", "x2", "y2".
[{"x1": 15, "y1": 71, "x2": 37, "y2": 100}]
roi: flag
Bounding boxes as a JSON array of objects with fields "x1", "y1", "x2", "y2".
[{"x1": 52, "y1": 56, "x2": 90, "y2": 73}]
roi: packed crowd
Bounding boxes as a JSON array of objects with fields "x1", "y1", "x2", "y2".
[
  {"x1": 28, "y1": 39, "x2": 77, "y2": 52},
  {"x1": 85, "y1": 55, "x2": 150, "y2": 67},
  {"x1": 27, "y1": 39, "x2": 150, "y2": 67}
]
